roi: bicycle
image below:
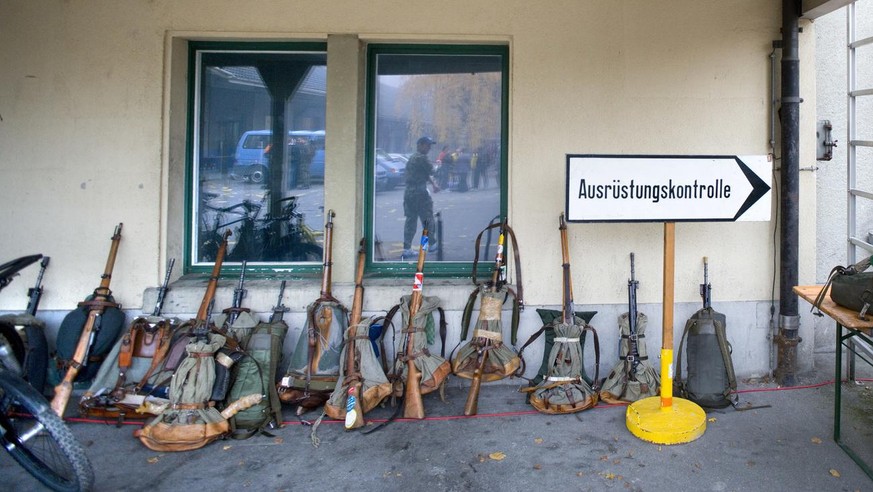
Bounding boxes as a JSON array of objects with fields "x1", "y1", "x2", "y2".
[
  {"x1": 0, "y1": 255, "x2": 94, "y2": 492},
  {"x1": 199, "y1": 194, "x2": 323, "y2": 263}
]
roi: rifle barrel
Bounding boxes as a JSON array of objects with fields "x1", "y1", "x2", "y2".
[
  {"x1": 559, "y1": 213, "x2": 572, "y2": 323},
  {"x1": 152, "y1": 258, "x2": 175, "y2": 317},
  {"x1": 701, "y1": 256, "x2": 711, "y2": 309},
  {"x1": 403, "y1": 227, "x2": 429, "y2": 420},
  {"x1": 321, "y1": 210, "x2": 335, "y2": 298},
  {"x1": 97, "y1": 223, "x2": 123, "y2": 293},
  {"x1": 26, "y1": 256, "x2": 50, "y2": 316},
  {"x1": 271, "y1": 281, "x2": 289, "y2": 323},
  {"x1": 627, "y1": 252, "x2": 640, "y2": 374}
]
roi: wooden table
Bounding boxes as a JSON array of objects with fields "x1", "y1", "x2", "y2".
[{"x1": 794, "y1": 285, "x2": 873, "y2": 479}]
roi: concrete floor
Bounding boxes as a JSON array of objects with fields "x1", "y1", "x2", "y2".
[{"x1": 3, "y1": 352, "x2": 873, "y2": 492}]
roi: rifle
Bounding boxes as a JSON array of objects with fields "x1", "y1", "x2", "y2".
[
  {"x1": 559, "y1": 214, "x2": 573, "y2": 324},
  {"x1": 700, "y1": 256, "x2": 712, "y2": 310},
  {"x1": 311, "y1": 209, "x2": 337, "y2": 356},
  {"x1": 270, "y1": 281, "x2": 289, "y2": 324},
  {"x1": 25, "y1": 256, "x2": 50, "y2": 316},
  {"x1": 298, "y1": 210, "x2": 338, "y2": 414},
  {"x1": 627, "y1": 253, "x2": 640, "y2": 377},
  {"x1": 151, "y1": 258, "x2": 175, "y2": 317},
  {"x1": 463, "y1": 222, "x2": 505, "y2": 416},
  {"x1": 403, "y1": 225, "x2": 431, "y2": 419},
  {"x1": 51, "y1": 223, "x2": 123, "y2": 417},
  {"x1": 344, "y1": 238, "x2": 367, "y2": 429},
  {"x1": 196, "y1": 231, "x2": 232, "y2": 343},
  {"x1": 222, "y1": 260, "x2": 248, "y2": 328}
]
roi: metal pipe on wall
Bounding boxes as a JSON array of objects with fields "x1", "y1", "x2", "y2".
[{"x1": 775, "y1": 0, "x2": 801, "y2": 386}]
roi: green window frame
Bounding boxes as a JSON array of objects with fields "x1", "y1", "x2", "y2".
[
  {"x1": 364, "y1": 44, "x2": 509, "y2": 277},
  {"x1": 184, "y1": 41, "x2": 328, "y2": 275}
]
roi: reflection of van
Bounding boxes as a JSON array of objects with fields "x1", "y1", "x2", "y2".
[{"x1": 231, "y1": 130, "x2": 325, "y2": 184}]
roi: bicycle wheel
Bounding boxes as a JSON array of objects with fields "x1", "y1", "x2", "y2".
[{"x1": 0, "y1": 370, "x2": 94, "y2": 492}]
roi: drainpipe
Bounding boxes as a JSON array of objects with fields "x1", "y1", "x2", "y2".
[{"x1": 775, "y1": 0, "x2": 801, "y2": 386}]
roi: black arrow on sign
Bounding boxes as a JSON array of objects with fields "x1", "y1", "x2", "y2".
[{"x1": 733, "y1": 157, "x2": 771, "y2": 221}]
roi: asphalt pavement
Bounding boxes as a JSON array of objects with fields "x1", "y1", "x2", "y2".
[{"x1": 3, "y1": 352, "x2": 872, "y2": 492}]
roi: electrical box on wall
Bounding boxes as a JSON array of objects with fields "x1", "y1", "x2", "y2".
[{"x1": 816, "y1": 119, "x2": 837, "y2": 161}]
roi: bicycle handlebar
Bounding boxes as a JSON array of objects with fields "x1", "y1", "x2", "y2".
[{"x1": 0, "y1": 254, "x2": 43, "y2": 292}]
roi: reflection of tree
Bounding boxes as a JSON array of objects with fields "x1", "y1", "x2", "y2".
[{"x1": 399, "y1": 72, "x2": 501, "y2": 150}]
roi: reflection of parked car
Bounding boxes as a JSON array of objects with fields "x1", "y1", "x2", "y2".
[
  {"x1": 375, "y1": 153, "x2": 406, "y2": 190},
  {"x1": 232, "y1": 130, "x2": 325, "y2": 184},
  {"x1": 375, "y1": 164, "x2": 388, "y2": 191},
  {"x1": 388, "y1": 153, "x2": 409, "y2": 164}
]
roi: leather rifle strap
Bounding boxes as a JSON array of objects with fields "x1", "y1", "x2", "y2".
[{"x1": 134, "y1": 322, "x2": 172, "y2": 393}]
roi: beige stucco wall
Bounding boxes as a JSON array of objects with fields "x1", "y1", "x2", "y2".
[{"x1": 0, "y1": 1, "x2": 818, "y2": 378}]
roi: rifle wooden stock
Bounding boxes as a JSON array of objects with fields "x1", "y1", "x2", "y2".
[
  {"x1": 463, "y1": 349, "x2": 487, "y2": 416},
  {"x1": 402, "y1": 228, "x2": 429, "y2": 420},
  {"x1": 197, "y1": 230, "x2": 232, "y2": 323},
  {"x1": 344, "y1": 238, "x2": 367, "y2": 429},
  {"x1": 51, "y1": 223, "x2": 123, "y2": 417},
  {"x1": 463, "y1": 225, "x2": 505, "y2": 416}
]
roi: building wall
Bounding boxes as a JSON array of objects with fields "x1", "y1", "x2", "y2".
[
  {"x1": 814, "y1": 1, "x2": 873, "y2": 354},
  {"x1": 0, "y1": 1, "x2": 818, "y2": 378}
]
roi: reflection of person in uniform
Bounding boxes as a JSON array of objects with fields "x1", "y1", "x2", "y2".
[{"x1": 402, "y1": 136, "x2": 440, "y2": 258}]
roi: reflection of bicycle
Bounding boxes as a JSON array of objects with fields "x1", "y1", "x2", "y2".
[
  {"x1": 200, "y1": 194, "x2": 323, "y2": 263},
  {"x1": 0, "y1": 255, "x2": 94, "y2": 491}
]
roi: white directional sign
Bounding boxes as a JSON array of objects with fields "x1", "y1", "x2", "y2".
[{"x1": 565, "y1": 155, "x2": 772, "y2": 222}]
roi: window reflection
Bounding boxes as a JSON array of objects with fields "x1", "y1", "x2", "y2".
[
  {"x1": 193, "y1": 49, "x2": 327, "y2": 266},
  {"x1": 371, "y1": 51, "x2": 506, "y2": 263}
]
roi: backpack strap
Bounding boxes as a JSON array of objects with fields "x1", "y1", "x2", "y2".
[
  {"x1": 505, "y1": 287, "x2": 521, "y2": 346},
  {"x1": 582, "y1": 323, "x2": 601, "y2": 390},
  {"x1": 459, "y1": 287, "x2": 480, "y2": 342},
  {"x1": 513, "y1": 323, "x2": 549, "y2": 381},
  {"x1": 713, "y1": 315, "x2": 738, "y2": 405},
  {"x1": 380, "y1": 303, "x2": 402, "y2": 379},
  {"x1": 675, "y1": 317, "x2": 694, "y2": 398},
  {"x1": 114, "y1": 323, "x2": 137, "y2": 392},
  {"x1": 812, "y1": 265, "x2": 846, "y2": 316}
]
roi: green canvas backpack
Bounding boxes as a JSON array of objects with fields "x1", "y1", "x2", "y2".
[{"x1": 226, "y1": 316, "x2": 288, "y2": 437}]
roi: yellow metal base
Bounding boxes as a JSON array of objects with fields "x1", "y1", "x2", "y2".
[{"x1": 626, "y1": 396, "x2": 706, "y2": 445}]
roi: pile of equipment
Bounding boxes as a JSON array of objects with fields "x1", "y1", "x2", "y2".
[{"x1": 17, "y1": 209, "x2": 760, "y2": 456}]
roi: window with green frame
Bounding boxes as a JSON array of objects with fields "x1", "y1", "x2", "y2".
[
  {"x1": 365, "y1": 44, "x2": 508, "y2": 276},
  {"x1": 187, "y1": 42, "x2": 328, "y2": 273}
]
